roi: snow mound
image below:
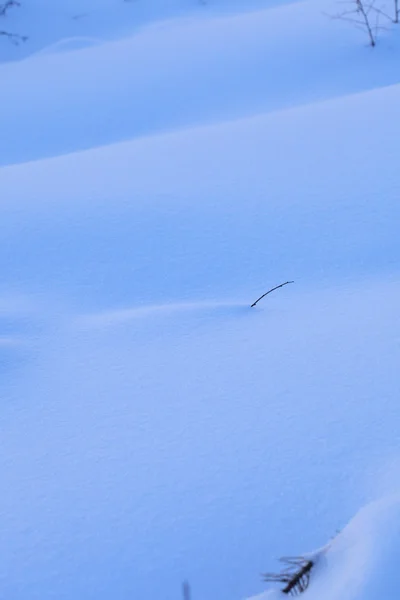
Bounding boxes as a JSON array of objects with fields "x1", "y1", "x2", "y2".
[
  {"x1": 1, "y1": 0, "x2": 400, "y2": 165},
  {"x1": 310, "y1": 496, "x2": 400, "y2": 600},
  {"x1": 28, "y1": 36, "x2": 103, "y2": 57},
  {"x1": 249, "y1": 496, "x2": 400, "y2": 600},
  {"x1": 1, "y1": 0, "x2": 400, "y2": 599}
]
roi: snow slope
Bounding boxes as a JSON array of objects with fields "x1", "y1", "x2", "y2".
[
  {"x1": 1, "y1": 1, "x2": 400, "y2": 599},
  {"x1": 251, "y1": 495, "x2": 400, "y2": 600},
  {"x1": 2, "y1": 80, "x2": 400, "y2": 306},
  {"x1": 0, "y1": 0, "x2": 275, "y2": 63},
  {"x1": 308, "y1": 496, "x2": 400, "y2": 600},
  {"x1": 1, "y1": 0, "x2": 400, "y2": 165}
]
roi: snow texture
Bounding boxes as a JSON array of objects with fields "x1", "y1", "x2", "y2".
[
  {"x1": 250, "y1": 495, "x2": 400, "y2": 600},
  {"x1": 1, "y1": 1, "x2": 400, "y2": 599}
]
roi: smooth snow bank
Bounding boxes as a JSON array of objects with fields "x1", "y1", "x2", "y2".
[
  {"x1": 249, "y1": 496, "x2": 400, "y2": 600},
  {"x1": 1, "y1": 79, "x2": 400, "y2": 308},
  {"x1": 310, "y1": 496, "x2": 400, "y2": 600},
  {"x1": 2, "y1": 280, "x2": 400, "y2": 600},
  {"x1": 1, "y1": 1, "x2": 400, "y2": 598},
  {"x1": 0, "y1": 0, "x2": 277, "y2": 63},
  {"x1": 1, "y1": 0, "x2": 399, "y2": 165}
]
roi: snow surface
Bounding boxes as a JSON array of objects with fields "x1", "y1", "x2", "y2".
[
  {"x1": 1, "y1": 0, "x2": 400, "y2": 165},
  {"x1": 250, "y1": 495, "x2": 400, "y2": 600},
  {"x1": 1, "y1": 1, "x2": 400, "y2": 599}
]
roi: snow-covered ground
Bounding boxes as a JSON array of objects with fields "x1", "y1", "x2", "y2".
[
  {"x1": 1, "y1": 1, "x2": 400, "y2": 599},
  {"x1": 253, "y1": 495, "x2": 400, "y2": 600},
  {"x1": 2, "y1": 0, "x2": 400, "y2": 165}
]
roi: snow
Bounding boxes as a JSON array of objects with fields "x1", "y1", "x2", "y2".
[
  {"x1": 1, "y1": 0, "x2": 400, "y2": 166},
  {"x1": 248, "y1": 495, "x2": 400, "y2": 600},
  {"x1": 1, "y1": 0, "x2": 400, "y2": 599}
]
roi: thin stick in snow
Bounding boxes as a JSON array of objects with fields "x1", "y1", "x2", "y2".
[
  {"x1": 0, "y1": 1, "x2": 20, "y2": 17},
  {"x1": 182, "y1": 580, "x2": 191, "y2": 600},
  {"x1": 251, "y1": 281, "x2": 294, "y2": 308},
  {"x1": 329, "y1": 0, "x2": 391, "y2": 46},
  {"x1": 263, "y1": 556, "x2": 314, "y2": 595},
  {"x1": 0, "y1": 30, "x2": 27, "y2": 43}
]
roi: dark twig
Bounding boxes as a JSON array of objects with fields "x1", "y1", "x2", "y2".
[
  {"x1": 0, "y1": 1, "x2": 20, "y2": 16},
  {"x1": 251, "y1": 281, "x2": 294, "y2": 308},
  {"x1": 182, "y1": 580, "x2": 191, "y2": 600},
  {"x1": 0, "y1": 1, "x2": 26, "y2": 44},
  {"x1": 263, "y1": 556, "x2": 314, "y2": 595},
  {"x1": 0, "y1": 29, "x2": 27, "y2": 43},
  {"x1": 329, "y1": 0, "x2": 392, "y2": 45},
  {"x1": 357, "y1": 0, "x2": 377, "y2": 45},
  {"x1": 371, "y1": 5, "x2": 393, "y2": 21}
]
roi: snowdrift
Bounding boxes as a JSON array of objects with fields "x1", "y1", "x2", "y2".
[
  {"x1": 1, "y1": 1, "x2": 400, "y2": 599},
  {"x1": 250, "y1": 496, "x2": 400, "y2": 600},
  {"x1": 1, "y1": 0, "x2": 400, "y2": 165}
]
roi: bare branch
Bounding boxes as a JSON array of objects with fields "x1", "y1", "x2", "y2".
[
  {"x1": 250, "y1": 281, "x2": 294, "y2": 308},
  {"x1": 182, "y1": 581, "x2": 191, "y2": 600},
  {"x1": 0, "y1": 29, "x2": 27, "y2": 43},
  {"x1": 0, "y1": 1, "x2": 26, "y2": 44},
  {"x1": 329, "y1": 0, "x2": 393, "y2": 45},
  {"x1": 394, "y1": 0, "x2": 399, "y2": 22},
  {"x1": 355, "y1": 0, "x2": 376, "y2": 45},
  {"x1": 331, "y1": 15, "x2": 368, "y2": 26},
  {"x1": 0, "y1": 1, "x2": 20, "y2": 16},
  {"x1": 371, "y1": 5, "x2": 393, "y2": 20},
  {"x1": 263, "y1": 557, "x2": 314, "y2": 595}
]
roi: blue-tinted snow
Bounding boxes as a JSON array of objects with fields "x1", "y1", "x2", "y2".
[{"x1": 1, "y1": 1, "x2": 400, "y2": 599}]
